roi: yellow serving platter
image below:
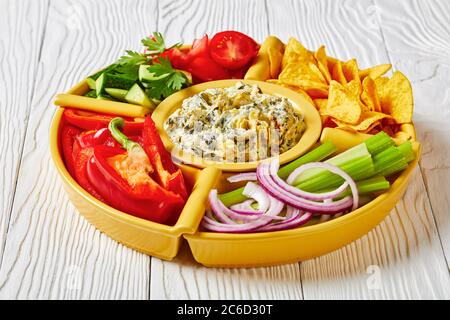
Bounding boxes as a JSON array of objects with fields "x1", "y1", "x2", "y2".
[{"x1": 50, "y1": 76, "x2": 419, "y2": 267}]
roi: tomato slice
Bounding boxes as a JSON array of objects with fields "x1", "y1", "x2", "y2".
[
  {"x1": 186, "y1": 56, "x2": 230, "y2": 83},
  {"x1": 161, "y1": 35, "x2": 209, "y2": 70},
  {"x1": 190, "y1": 34, "x2": 209, "y2": 58},
  {"x1": 209, "y1": 31, "x2": 259, "y2": 70},
  {"x1": 161, "y1": 47, "x2": 190, "y2": 69}
]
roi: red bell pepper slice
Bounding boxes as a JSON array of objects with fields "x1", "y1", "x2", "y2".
[
  {"x1": 61, "y1": 124, "x2": 82, "y2": 178},
  {"x1": 71, "y1": 128, "x2": 119, "y2": 202},
  {"x1": 63, "y1": 109, "x2": 144, "y2": 134},
  {"x1": 86, "y1": 145, "x2": 184, "y2": 225},
  {"x1": 142, "y1": 116, "x2": 188, "y2": 199}
]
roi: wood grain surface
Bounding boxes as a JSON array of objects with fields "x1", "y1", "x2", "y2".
[
  {"x1": 0, "y1": 0, "x2": 449, "y2": 300},
  {"x1": 0, "y1": 0, "x2": 49, "y2": 264}
]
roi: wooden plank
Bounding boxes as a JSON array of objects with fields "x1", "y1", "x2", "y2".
[
  {"x1": 151, "y1": 243, "x2": 303, "y2": 300},
  {"x1": 0, "y1": 0, "x2": 157, "y2": 299},
  {"x1": 268, "y1": 0, "x2": 450, "y2": 299},
  {"x1": 0, "y1": 0, "x2": 49, "y2": 262},
  {"x1": 375, "y1": 0, "x2": 450, "y2": 267},
  {"x1": 149, "y1": 0, "x2": 303, "y2": 300},
  {"x1": 158, "y1": 0, "x2": 269, "y2": 44},
  {"x1": 301, "y1": 169, "x2": 450, "y2": 299}
]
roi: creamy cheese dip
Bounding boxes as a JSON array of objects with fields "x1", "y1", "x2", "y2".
[{"x1": 164, "y1": 82, "x2": 306, "y2": 162}]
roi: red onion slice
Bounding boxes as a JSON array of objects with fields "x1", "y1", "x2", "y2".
[
  {"x1": 202, "y1": 195, "x2": 285, "y2": 233},
  {"x1": 257, "y1": 162, "x2": 353, "y2": 214},
  {"x1": 285, "y1": 162, "x2": 359, "y2": 211},
  {"x1": 209, "y1": 190, "x2": 262, "y2": 223},
  {"x1": 230, "y1": 199, "x2": 261, "y2": 214},
  {"x1": 257, "y1": 211, "x2": 313, "y2": 232},
  {"x1": 268, "y1": 159, "x2": 349, "y2": 201},
  {"x1": 242, "y1": 182, "x2": 270, "y2": 213},
  {"x1": 227, "y1": 172, "x2": 257, "y2": 183}
]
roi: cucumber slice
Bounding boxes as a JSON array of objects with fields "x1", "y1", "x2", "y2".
[
  {"x1": 96, "y1": 72, "x2": 136, "y2": 96},
  {"x1": 86, "y1": 78, "x2": 96, "y2": 90},
  {"x1": 139, "y1": 65, "x2": 153, "y2": 82},
  {"x1": 95, "y1": 73, "x2": 106, "y2": 96},
  {"x1": 139, "y1": 64, "x2": 169, "y2": 82},
  {"x1": 125, "y1": 84, "x2": 155, "y2": 109},
  {"x1": 151, "y1": 98, "x2": 161, "y2": 106},
  {"x1": 96, "y1": 93, "x2": 117, "y2": 101},
  {"x1": 84, "y1": 90, "x2": 97, "y2": 98},
  {"x1": 105, "y1": 88, "x2": 128, "y2": 102}
]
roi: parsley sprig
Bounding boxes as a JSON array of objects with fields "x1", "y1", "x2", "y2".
[
  {"x1": 117, "y1": 50, "x2": 147, "y2": 66},
  {"x1": 145, "y1": 57, "x2": 189, "y2": 100},
  {"x1": 142, "y1": 32, "x2": 182, "y2": 54},
  {"x1": 117, "y1": 32, "x2": 181, "y2": 66}
]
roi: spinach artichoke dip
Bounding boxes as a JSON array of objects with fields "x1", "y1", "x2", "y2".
[{"x1": 164, "y1": 82, "x2": 305, "y2": 162}]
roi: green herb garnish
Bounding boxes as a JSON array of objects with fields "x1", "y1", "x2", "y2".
[
  {"x1": 142, "y1": 32, "x2": 181, "y2": 54},
  {"x1": 144, "y1": 57, "x2": 189, "y2": 100},
  {"x1": 117, "y1": 50, "x2": 148, "y2": 66}
]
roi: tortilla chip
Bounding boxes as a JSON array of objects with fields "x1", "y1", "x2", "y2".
[
  {"x1": 303, "y1": 84, "x2": 329, "y2": 99},
  {"x1": 282, "y1": 38, "x2": 316, "y2": 68},
  {"x1": 377, "y1": 71, "x2": 413, "y2": 124},
  {"x1": 274, "y1": 82, "x2": 315, "y2": 106},
  {"x1": 314, "y1": 46, "x2": 332, "y2": 84},
  {"x1": 342, "y1": 59, "x2": 360, "y2": 83},
  {"x1": 321, "y1": 80, "x2": 362, "y2": 124},
  {"x1": 279, "y1": 61, "x2": 327, "y2": 85},
  {"x1": 362, "y1": 121, "x2": 382, "y2": 134},
  {"x1": 331, "y1": 60, "x2": 347, "y2": 85},
  {"x1": 361, "y1": 76, "x2": 381, "y2": 112},
  {"x1": 333, "y1": 111, "x2": 392, "y2": 131},
  {"x1": 313, "y1": 99, "x2": 328, "y2": 111},
  {"x1": 393, "y1": 130, "x2": 412, "y2": 142},
  {"x1": 274, "y1": 78, "x2": 328, "y2": 99},
  {"x1": 345, "y1": 79, "x2": 361, "y2": 97},
  {"x1": 360, "y1": 64, "x2": 391, "y2": 80}
]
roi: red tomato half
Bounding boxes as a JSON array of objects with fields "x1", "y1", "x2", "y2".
[
  {"x1": 190, "y1": 34, "x2": 209, "y2": 58},
  {"x1": 161, "y1": 35, "x2": 209, "y2": 70},
  {"x1": 186, "y1": 56, "x2": 230, "y2": 83},
  {"x1": 161, "y1": 47, "x2": 190, "y2": 69},
  {"x1": 209, "y1": 31, "x2": 259, "y2": 70}
]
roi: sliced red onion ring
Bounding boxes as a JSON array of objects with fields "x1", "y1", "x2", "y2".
[
  {"x1": 209, "y1": 190, "x2": 262, "y2": 223},
  {"x1": 257, "y1": 211, "x2": 313, "y2": 232},
  {"x1": 268, "y1": 159, "x2": 349, "y2": 201},
  {"x1": 257, "y1": 162, "x2": 353, "y2": 214},
  {"x1": 202, "y1": 195, "x2": 285, "y2": 233},
  {"x1": 230, "y1": 199, "x2": 260, "y2": 214},
  {"x1": 285, "y1": 162, "x2": 359, "y2": 211},
  {"x1": 227, "y1": 172, "x2": 257, "y2": 183},
  {"x1": 242, "y1": 182, "x2": 270, "y2": 213}
]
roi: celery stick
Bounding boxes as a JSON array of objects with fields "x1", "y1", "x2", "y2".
[
  {"x1": 364, "y1": 131, "x2": 395, "y2": 155},
  {"x1": 291, "y1": 143, "x2": 370, "y2": 185},
  {"x1": 278, "y1": 141, "x2": 336, "y2": 179},
  {"x1": 373, "y1": 146, "x2": 408, "y2": 177},
  {"x1": 295, "y1": 154, "x2": 375, "y2": 192},
  {"x1": 219, "y1": 188, "x2": 248, "y2": 207},
  {"x1": 219, "y1": 142, "x2": 337, "y2": 207},
  {"x1": 397, "y1": 141, "x2": 415, "y2": 163},
  {"x1": 315, "y1": 176, "x2": 390, "y2": 197}
]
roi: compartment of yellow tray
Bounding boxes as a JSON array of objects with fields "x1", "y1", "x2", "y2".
[
  {"x1": 184, "y1": 134, "x2": 420, "y2": 268},
  {"x1": 152, "y1": 79, "x2": 322, "y2": 172},
  {"x1": 50, "y1": 107, "x2": 220, "y2": 260}
]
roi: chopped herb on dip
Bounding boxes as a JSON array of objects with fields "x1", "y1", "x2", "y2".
[{"x1": 164, "y1": 82, "x2": 306, "y2": 162}]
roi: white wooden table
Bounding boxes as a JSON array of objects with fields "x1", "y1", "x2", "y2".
[{"x1": 0, "y1": 0, "x2": 449, "y2": 300}]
